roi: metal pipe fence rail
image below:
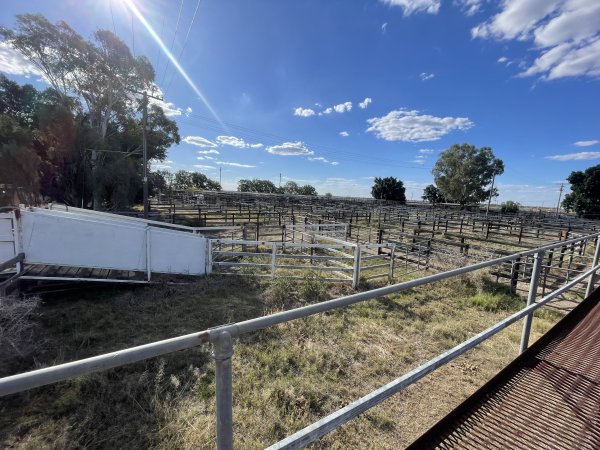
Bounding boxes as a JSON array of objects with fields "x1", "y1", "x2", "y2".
[
  {"x1": 210, "y1": 237, "x2": 396, "y2": 287},
  {"x1": 1, "y1": 233, "x2": 599, "y2": 450}
]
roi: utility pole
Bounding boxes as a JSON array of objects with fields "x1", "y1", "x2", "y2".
[
  {"x1": 142, "y1": 92, "x2": 149, "y2": 219},
  {"x1": 130, "y1": 89, "x2": 162, "y2": 219},
  {"x1": 279, "y1": 173, "x2": 282, "y2": 188},
  {"x1": 486, "y1": 171, "x2": 497, "y2": 218},
  {"x1": 219, "y1": 167, "x2": 222, "y2": 186},
  {"x1": 556, "y1": 183, "x2": 564, "y2": 217}
]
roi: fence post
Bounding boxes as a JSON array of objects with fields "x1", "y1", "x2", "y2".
[
  {"x1": 271, "y1": 243, "x2": 277, "y2": 278},
  {"x1": 510, "y1": 257, "x2": 521, "y2": 293},
  {"x1": 352, "y1": 245, "x2": 361, "y2": 289},
  {"x1": 519, "y1": 251, "x2": 544, "y2": 354},
  {"x1": 145, "y1": 227, "x2": 152, "y2": 281},
  {"x1": 388, "y1": 244, "x2": 396, "y2": 282},
  {"x1": 213, "y1": 331, "x2": 234, "y2": 450},
  {"x1": 585, "y1": 239, "x2": 600, "y2": 298}
]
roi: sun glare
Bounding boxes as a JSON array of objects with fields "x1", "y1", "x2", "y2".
[{"x1": 120, "y1": 0, "x2": 223, "y2": 127}]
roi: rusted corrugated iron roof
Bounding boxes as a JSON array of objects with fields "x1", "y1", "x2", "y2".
[{"x1": 408, "y1": 288, "x2": 600, "y2": 449}]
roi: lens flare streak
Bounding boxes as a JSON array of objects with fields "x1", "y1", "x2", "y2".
[{"x1": 121, "y1": 0, "x2": 223, "y2": 127}]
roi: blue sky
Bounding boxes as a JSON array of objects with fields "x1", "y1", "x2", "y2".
[{"x1": 1, "y1": 0, "x2": 599, "y2": 205}]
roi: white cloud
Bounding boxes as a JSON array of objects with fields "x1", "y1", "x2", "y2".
[
  {"x1": 359, "y1": 98, "x2": 372, "y2": 109},
  {"x1": 420, "y1": 72, "x2": 435, "y2": 81},
  {"x1": 214, "y1": 161, "x2": 256, "y2": 168},
  {"x1": 382, "y1": 22, "x2": 388, "y2": 33},
  {"x1": 0, "y1": 43, "x2": 44, "y2": 78},
  {"x1": 333, "y1": 102, "x2": 353, "y2": 113},
  {"x1": 197, "y1": 156, "x2": 217, "y2": 160},
  {"x1": 193, "y1": 164, "x2": 216, "y2": 170},
  {"x1": 546, "y1": 152, "x2": 600, "y2": 161},
  {"x1": 322, "y1": 107, "x2": 333, "y2": 115},
  {"x1": 266, "y1": 141, "x2": 314, "y2": 156},
  {"x1": 308, "y1": 156, "x2": 338, "y2": 165},
  {"x1": 185, "y1": 107, "x2": 192, "y2": 117},
  {"x1": 294, "y1": 107, "x2": 316, "y2": 117},
  {"x1": 472, "y1": 0, "x2": 600, "y2": 80},
  {"x1": 574, "y1": 140, "x2": 599, "y2": 147},
  {"x1": 216, "y1": 135, "x2": 262, "y2": 149},
  {"x1": 366, "y1": 109, "x2": 474, "y2": 142},
  {"x1": 380, "y1": 0, "x2": 440, "y2": 15},
  {"x1": 183, "y1": 136, "x2": 217, "y2": 148},
  {"x1": 339, "y1": 131, "x2": 350, "y2": 137},
  {"x1": 197, "y1": 149, "x2": 220, "y2": 155},
  {"x1": 455, "y1": 0, "x2": 483, "y2": 16},
  {"x1": 498, "y1": 56, "x2": 508, "y2": 63},
  {"x1": 153, "y1": 100, "x2": 183, "y2": 117},
  {"x1": 419, "y1": 148, "x2": 434, "y2": 153},
  {"x1": 217, "y1": 135, "x2": 247, "y2": 148},
  {"x1": 150, "y1": 159, "x2": 174, "y2": 170}
]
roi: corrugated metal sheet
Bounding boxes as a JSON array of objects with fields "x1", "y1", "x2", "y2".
[{"x1": 408, "y1": 288, "x2": 600, "y2": 450}]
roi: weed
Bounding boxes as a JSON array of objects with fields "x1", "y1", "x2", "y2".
[
  {"x1": 298, "y1": 270, "x2": 328, "y2": 302},
  {"x1": 264, "y1": 276, "x2": 296, "y2": 307},
  {"x1": 0, "y1": 295, "x2": 41, "y2": 371}
]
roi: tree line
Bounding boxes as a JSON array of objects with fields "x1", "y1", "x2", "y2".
[
  {"x1": 0, "y1": 14, "x2": 179, "y2": 209},
  {"x1": 372, "y1": 143, "x2": 600, "y2": 219},
  {"x1": 1, "y1": 15, "x2": 597, "y2": 217}
]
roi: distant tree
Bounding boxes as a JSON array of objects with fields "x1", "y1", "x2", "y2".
[
  {"x1": 371, "y1": 177, "x2": 406, "y2": 202},
  {"x1": 501, "y1": 201, "x2": 520, "y2": 214},
  {"x1": 238, "y1": 179, "x2": 278, "y2": 193},
  {"x1": 562, "y1": 164, "x2": 600, "y2": 218},
  {"x1": 297, "y1": 184, "x2": 318, "y2": 196},
  {"x1": 324, "y1": 192, "x2": 333, "y2": 198},
  {"x1": 432, "y1": 143, "x2": 504, "y2": 207},
  {"x1": 422, "y1": 184, "x2": 445, "y2": 204},
  {"x1": 281, "y1": 181, "x2": 300, "y2": 194},
  {"x1": 172, "y1": 170, "x2": 221, "y2": 191}
]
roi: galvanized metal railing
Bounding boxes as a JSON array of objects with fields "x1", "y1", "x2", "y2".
[{"x1": 0, "y1": 233, "x2": 599, "y2": 449}]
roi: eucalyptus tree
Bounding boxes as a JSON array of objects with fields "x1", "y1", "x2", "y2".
[{"x1": 432, "y1": 143, "x2": 504, "y2": 207}]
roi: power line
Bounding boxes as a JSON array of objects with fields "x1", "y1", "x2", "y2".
[
  {"x1": 181, "y1": 112, "x2": 433, "y2": 170},
  {"x1": 180, "y1": 115, "x2": 432, "y2": 171},
  {"x1": 154, "y1": 16, "x2": 166, "y2": 80},
  {"x1": 160, "y1": 0, "x2": 185, "y2": 86},
  {"x1": 130, "y1": 8, "x2": 136, "y2": 56},
  {"x1": 165, "y1": 0, "x2": 202, "y2": 95},
  {"x1": 109, "y1": 0, "x2": 117, "y2": 34}
]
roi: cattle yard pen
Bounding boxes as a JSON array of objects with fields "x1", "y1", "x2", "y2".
[
  {"x1": 151, "y1": 191, "x2": 599, "y2": 297},
  {"x1": 1, "y1": 231, "x2": 599, "y2": 449}
]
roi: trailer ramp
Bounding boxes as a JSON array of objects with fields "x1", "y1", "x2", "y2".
[
  {"x1": 0, "y1": 207, "x2": 210, "y2": 287},
  {"x1": 408, "y1": 288, "x2": 600, "y2": 449}
]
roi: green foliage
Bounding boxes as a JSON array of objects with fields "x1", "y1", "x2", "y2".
[
  {"x1": 0, "y1": 114, "x2": 40, "y2": 204},
  {"x1": 371, "y1": 177, "x2": 406, "y2": 202},
  {"x1": 562, "y1": 164, "x2": 600, "y2": 218},
  {"x1": 0, "y1": 15, "x2": 180, "y2": 209},
  {"x1": 468, "y1": 293, "x2": 521, "y2": 312},
  {"x1": 422, "y1": 184, "x2": 445, "y2": 204},
  {"x1": 432, "y1": 143, "x2": 504, "y2": 206},
  {"x1": 265, "y1": 276, "x2": 296, "y2": 306},
  {"x1": 172, "y1": 170, "x2": 221, "y2": 191},
  {"x1": 299, "y1": 271, "x2": 328, "y2": 301},
  {"x1": 238, "y1": 179, "x2": 279, "y2": 193},
  {"x1": 280, "y1": 181, "x2": 318, "y2": 196},
  {"x1": 501, "y1": 200, "x2": 520, "y2": 213}
]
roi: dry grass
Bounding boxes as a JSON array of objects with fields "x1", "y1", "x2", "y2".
[
  {"x1": 0, "y1": 295, "x2": 41, "y2": 368},
  {"x1": 0, "y1": 271, "x2": 565, "y2": 449}
]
